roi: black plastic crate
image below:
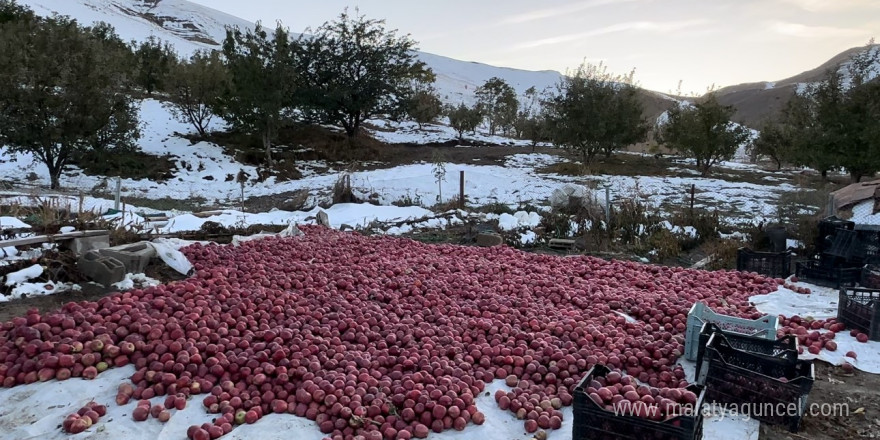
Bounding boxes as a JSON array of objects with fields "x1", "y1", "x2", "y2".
[
  {"x1": 817, "y1": 217, "x2": 855, "y2": 254},
  {"x1": 837, "y1": 287, "x2": 880, "y2": 341},
  {"x1": 863, "y1": 265, "x2": 880, "y2": 289},
  {"x1": 826, "y1": 229, "x2": 858, "y2": 259},
  {"x1": 736, "y1": 248, "x2": 792, "y2": 278},
  {"x1": 795, "y1": 261, "x2": 861, "y2": 288},
  {"x1": 695, "y1": 322, "x2": 798, "y2": 379},
  {"x1": 697, "y1": 333, "x2": 815, "y2": 432},
  {"x1": 854, "y1": 230, "x2": 880, "y2": 265},
  {"x1": 573, "y1": 365, "x2": 705, "y2": 440}
]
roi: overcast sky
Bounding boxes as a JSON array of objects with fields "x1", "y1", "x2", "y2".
[{"x1": 189, "y1": 0, "x2": 878, "y2": 95}]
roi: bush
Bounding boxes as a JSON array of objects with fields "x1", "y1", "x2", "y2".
[
  {"x1": 704, "y1": 239, "x2": 746, "y2": 271},
  {"x1": 645, "y1": 228, "x2": 683, "y2": 262}
]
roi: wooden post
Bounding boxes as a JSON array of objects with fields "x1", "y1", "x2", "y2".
[
  {"x1": 604, "y1": 186, "x2": 611, "y2": 228},
  {"x1": 240, "y1": 180, "x2": 245, "y2": 213},
  {"x1": 114, "y1": 177, "x2": 121, "y2": 211},
  {"x1": 689, "y1": 184, "x2": 696, "y2": 220},
  {"x1": 459, "y1": 171, "x2": 465, "y2": 209}
]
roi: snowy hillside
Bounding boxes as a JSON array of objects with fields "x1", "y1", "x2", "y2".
[
  {"x1": 20, "y1": 0, "x2": 564, "y2": 105},
  {"x1": 22, "y1": 0, "x2": 252, "y2": 54}
]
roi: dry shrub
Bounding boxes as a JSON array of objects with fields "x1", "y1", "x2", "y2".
[{"x1": 704, "y1": 239, "x2": 746, "y2": 271}]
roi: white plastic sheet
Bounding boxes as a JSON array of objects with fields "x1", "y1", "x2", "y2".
[
  {"x1": 149, "y1": 240, "x2": 192, "y2": 276},
  {"x1": 0, "y1": 367, "x2": 756, "y2": 440},
  {"x1": 750, "y1": 281, "x2": 880, "y2": 374}
]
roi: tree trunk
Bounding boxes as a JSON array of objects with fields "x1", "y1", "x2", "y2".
[
  {"x1": 821, "y1": 169, "x2": 828, "y2": 179},
  {"x1": 46, "y1": 162, "x2": 61, "y2": 190},
  {"x1": 851, "y1": 171, "x2": 863, "y2": 183}
]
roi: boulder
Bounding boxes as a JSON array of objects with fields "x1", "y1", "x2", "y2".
[
  {"x1": 476, "y1": 233, "x2": 504, "y2": 247},
  {"x1": 316, "y1": 210, "x2": 331, "y2": 228}
]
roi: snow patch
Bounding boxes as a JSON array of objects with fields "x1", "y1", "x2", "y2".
[
  {"x1": 0, "y1": 216, "x2": 30, "y2": 229},
  {"x1": 3, "y1": 264, "x2": 43, "y2": 286}
]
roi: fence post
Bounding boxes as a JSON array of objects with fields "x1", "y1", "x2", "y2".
[
  {"x1": 114, "y1": 177, "x2": 121, "y2": 211},
  {"x1": 604, "y1": 185, "x2": 611, "y2": 228},
  {"x1": 690, "y1": 184, "x2": 696, "y2": 221},
  {"x1": 459, "y1": 171, "x2": 465, "y2": 209},
  {"x1": 240, "y1": 180, "x2": 245, "y2": 213}
]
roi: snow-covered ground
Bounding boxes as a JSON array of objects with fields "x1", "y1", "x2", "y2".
[{"x1": 0, "y1": 99, "x2": 802, "y2": 229}]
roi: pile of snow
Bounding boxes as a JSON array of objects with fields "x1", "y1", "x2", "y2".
[
  {"x1": 660, "y1": 221, "x2": 698, "y2": 238},
  {"x1": 0, "y1": 216, "x2": 30, "y2": 229},
  {"x1": 519, "y1": 230, "x2": 538, "y2": 245},
  {"x1": 488, "y1": 211, "x2": 542, "y2": 231},
  {"x1": 3, "y1": 264, "x2": 43, "y2": 286}
]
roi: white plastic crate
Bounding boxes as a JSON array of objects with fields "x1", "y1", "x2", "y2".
[{"x1": 684, "y1": 302, "x2": 778, "y2": 361}]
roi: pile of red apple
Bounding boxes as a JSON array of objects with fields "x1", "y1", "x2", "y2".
[
  {"x1": 0, "y1": 227, "x2": 868, "y2": 439},
  {"x1": 62, "y1": 401, "x2": 106, "y2": 434}
]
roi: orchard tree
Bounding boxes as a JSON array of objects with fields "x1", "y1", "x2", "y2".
[
  {"x1": 0, "y1": 0, "x2": 34, "y2": 24},
  {"x1": 781, "y1": 53, "x2": 880, "y2": 182},
  {"x1": 543, "y1": 63, "x2": 647, "y2": 166},
  {"x1": 166, "y1": 50, "x2": 229, "y2": 138},
  {"x1": 134, "y1": 35, "x2": 178, "y2": 96},
  {"x1": 0, "y1": 16, "x2": 140, "y2": 188},
  {"x1": 752, "y1": 120, "x2": 795, "y2": 170},
  {"x1": 513, "y1": 86, "x2": 549, "y2": 149},
  {"x1": 475, "y1": 77, "x2": 518, "y2": 136},
  {"x1": 297, "y1": 10, "x2": 434, "y2": 137},
  {"x1": 215, "y1": 23, "x2": 296, "y2": 165},
  {"x1": 406, "y1": 86, "x2": 443, "y2": 129},
  {"x1": 446, "y1": 103, "x2": 482, "y2": 141},
  {"x1": 658, "y1": 94, "x2": 751, "y2": 176}
]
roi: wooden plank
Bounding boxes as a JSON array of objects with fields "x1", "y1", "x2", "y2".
[
  {"x1": 548, "y1": 238, "x2": 575, "y2": 249},
  {"x1": 193, "y1": 211, "x2": 224, "y2": 218},
  {"x1": 0, "y1": 230, "x2": 109, "y2": 248}
]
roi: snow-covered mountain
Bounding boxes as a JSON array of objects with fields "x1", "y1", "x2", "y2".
[
  {"x1": 714, "y1": 44, "x2": 880, "y2": 127},
  {"x1": 20, "y1": 0, "x2": 563, "y2": 105}
]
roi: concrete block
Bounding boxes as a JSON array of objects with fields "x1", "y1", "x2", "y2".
[
  {"x1": 69, "y1": 235, "x2": 110, "y2": 256},
  {"x1": 476, "y1": 233, "x2": 504, "y2": 247},
  {"x1": 97, "y1": 242, "x2": 156, "y2": 274},
  {"x1": 78, "y1": 250, "x2": 125, "y2": 286}
]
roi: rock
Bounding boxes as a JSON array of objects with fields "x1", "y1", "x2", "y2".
[
  {"x1": 316, "y1": 210, "x2": 331, "y2": 228},
  {"x1": 281, "y1": 223, "x2": 303, "y2": 237},
  {"x1": 340, "y1": 224, "x2": 354, "y2": 231},
  {"x1": 476, "y1": 233, "x2": 503, "y2": 247},
  {"x1": 279, "y1": 189, "x2": 309, "y2": 212}
]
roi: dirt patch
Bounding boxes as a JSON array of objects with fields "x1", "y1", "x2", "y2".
[
  {"x1": 762, "y1": 361, "x2": 880, "y2": 440},
  {"x1": 73, "y1": 149, "x2": 177, "y2": 181}
]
